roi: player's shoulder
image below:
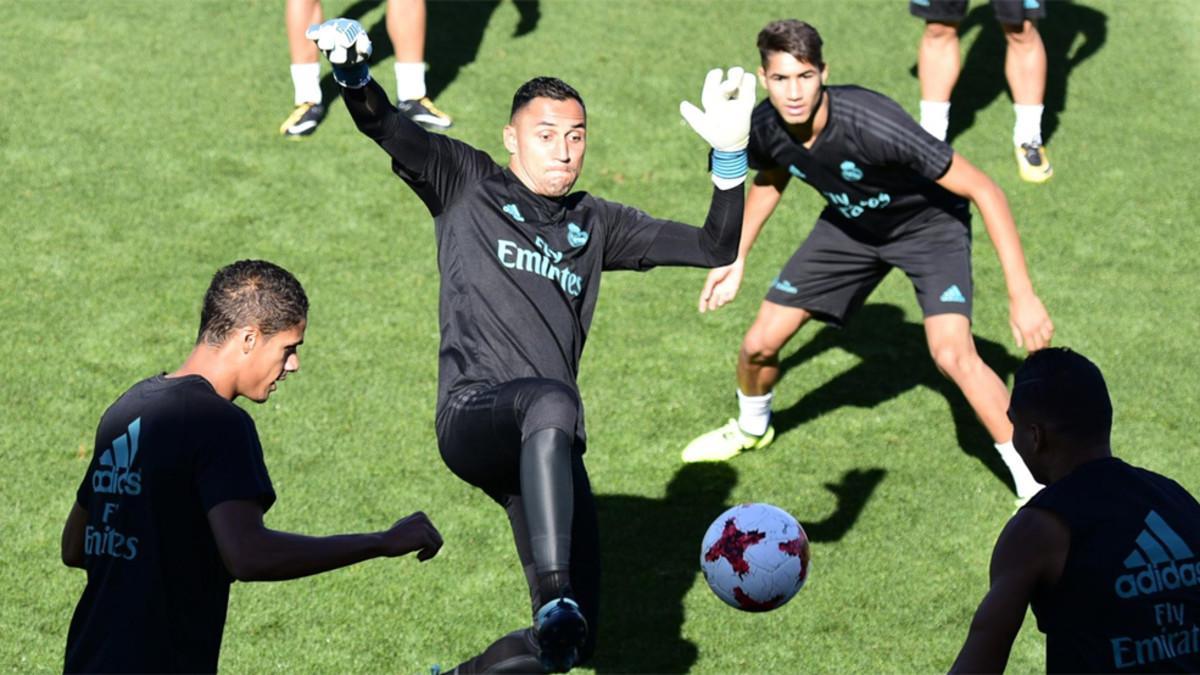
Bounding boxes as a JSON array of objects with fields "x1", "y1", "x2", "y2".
[
  {"x1": 145, "y1": 375, "x2": 255, "y2": 427},
  {"x1": 428, "y1": 132, "x2": 502, "y2": 174},
  {"x1": 829, "y1": 85, "x2": 908, "y2": 120}
]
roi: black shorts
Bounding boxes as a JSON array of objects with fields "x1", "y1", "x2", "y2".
[
  {"x1": 764, "y1": 212, "x2": 972, "y2": 326},
  {"x1": 909, "y1": 0, "x2": 1046, "y2": 25},
  {"x1": 437, "y1": 378, "x2": 584, "y2": 503}
]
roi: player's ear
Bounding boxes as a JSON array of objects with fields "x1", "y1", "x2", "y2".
[
  {"x1": 239, "y1": 326, "x2": 259, "y2": 355},
  {"x1": 820, "y1": 63, "x2": 829, "y2": 85},
  {"x1": 503, "y1": 124, "x2": 518, "y2": 155},
  {"x1": 1029, "y1": 422, "x2": 1045, "y2": 455},
  {"x1": 757, "y1": 65, "x2": 767, "y2": 89}
]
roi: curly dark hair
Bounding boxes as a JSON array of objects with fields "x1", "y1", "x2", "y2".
[{"x1": 196, "y1": 260, "x2": 308, "y2": 346}]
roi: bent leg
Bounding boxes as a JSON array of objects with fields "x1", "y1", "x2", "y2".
[
  {"x1": 738, "y1": 301, "x2": 812, "y2": 396},
  {"x1": 924, "y1": 314, "x2": 1011, "y2": 442}
]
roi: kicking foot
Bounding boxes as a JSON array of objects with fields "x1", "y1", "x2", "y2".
[{"x1": 533, "y1": 595, "x2": 587, "y2": 672}]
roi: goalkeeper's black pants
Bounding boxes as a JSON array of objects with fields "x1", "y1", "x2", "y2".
[{"x1": 437, "y1": 378, "x2": 601, "y2": 672}]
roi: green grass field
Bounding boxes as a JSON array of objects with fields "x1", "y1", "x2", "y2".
[{"x1": 3, "y1": 0, "x2": 1198, "y2": 671}]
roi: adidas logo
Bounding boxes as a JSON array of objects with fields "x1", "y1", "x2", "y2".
[
  {"x1": 502, "y1": 203, "x2": 525, "y2": 222},
  {"x1": 92, "y1": 418, "x2": 143, "y2": 496},
  {"x1": 1114, "y1": 510, "x2": 1199, "y2": 599},
  {"x1": 939, "y1": 285, "x2": 966, "y2": 303},
  {"x1": 772, "y1": 278, "x2": 798, "y2": 294}
]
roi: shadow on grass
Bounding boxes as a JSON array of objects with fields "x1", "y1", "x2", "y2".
[
  {"x1": 772, "y1": 303, "x2": 1021, "y2": 492},
  {"x1": 318, "y1": 0, "x2": 542, "y2": 108},
  {"x1": 909, "y1": 1, "x2": 1107, "y2": 145},
  {"x1": 591, "y1": 462, "x2": 884, "y2": 673}
]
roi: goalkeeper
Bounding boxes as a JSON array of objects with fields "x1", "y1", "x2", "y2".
[{"x1": 308, "y1": 19, "x2": 753, "y2": 673}]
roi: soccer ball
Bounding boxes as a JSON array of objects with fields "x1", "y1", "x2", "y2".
[{"x1": 700, "y1": 503, "x2": 810, "y2": 612}]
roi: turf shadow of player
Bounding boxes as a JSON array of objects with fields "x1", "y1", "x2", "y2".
[
  {"x1": 318, "y1": 0, "x2": 542, "y2": 107},
  {"x1": 913, "y1": 1, "x2": 1107, "y2": 145},
  {"x1": 590, "y1": 462, "x2": 885, "y2": 673},
  {"x1": 770, "y1": 303, "x2": 1021, "y2": 491}
]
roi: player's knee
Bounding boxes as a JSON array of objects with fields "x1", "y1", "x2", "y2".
[
  {"x1": 523, "y1": 380, "x2": 580, "y2": 436},
  {"x1": 740, "y1": 333, "x2": 781, "y2": 366},
  {"x1": 1003, "y1": 20, "x2": 1039, "y2": 46},
  {"x1": 922, "y1": 21, "x2": 959, "y2": 43},
  {"x1": 930, "y1": 344, "x2": 981, "y2": 379}
]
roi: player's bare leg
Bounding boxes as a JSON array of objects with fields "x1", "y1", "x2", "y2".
[
  {"x1": 924, "y1": 313, "x2": 1041, "y2": 499},
  {"x1": 387, "y1": 0, "x2": 453, "y2": 129},
  {"x1": 683, "y1": 302, "x2": 810, "y2": 462},
  {"x1": 917, "y1": 21, "x2": 960, "y2": 141},
  {"x1": 738, "y1": 302, "x2": 813, "y2": 396},
  {"x1": 281, "y1": 0, "x2": 326, "y2": 137},
  {"x1": 1004, "y1": 20, "x2": 1052, "y2": 182}
]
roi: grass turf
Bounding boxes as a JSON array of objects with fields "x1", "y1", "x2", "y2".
[{"x1": 2, "y1": 0, "x2": 1198, "y2": 671}]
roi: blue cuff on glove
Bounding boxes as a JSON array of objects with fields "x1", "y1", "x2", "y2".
[
  {"x1": 333, "y1": 63, "x2": 371, "y2": 89},
  {"x1": 710, "y1": 149, "x2": 748, "y2": 180}
]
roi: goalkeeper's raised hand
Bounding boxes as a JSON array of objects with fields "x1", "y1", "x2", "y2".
[
  {"x1": 306, "y1": 18, "x2": 373, "y2": 88},
  {"x1": 680, "y1": 67, "x2": 757, "y2": 189}
]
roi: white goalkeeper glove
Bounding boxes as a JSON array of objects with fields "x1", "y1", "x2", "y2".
[
  {"x1": 306, "y1": 18, "x2": 373, "y2": 88},
  {"x1": 680, "y1": 67, "x2": 757, "y2": 189}
]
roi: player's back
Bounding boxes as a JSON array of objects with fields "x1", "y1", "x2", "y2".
[
  {"x1": 1027, "y1": 457, "x2": 1200, "y2": 673},
  {"x1": 65, "y1": 375, "x2": 273, "y2": 673}
]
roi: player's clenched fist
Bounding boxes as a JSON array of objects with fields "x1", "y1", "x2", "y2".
[
  {"x1": 306, "y1": 18, "x2": 373, "y2": 88},
  {"x1": 381, "y1": 511, "x2": 443, "y2": 561}
]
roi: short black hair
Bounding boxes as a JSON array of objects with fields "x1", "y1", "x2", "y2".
[
  {"x1": 1011, "y1": 348, "x2": 1112, "y2": 442},
  {"x1": 757, "y1": 19, "x2": 825, "y2": 70},
  {"x1": 510, "y1": 76, "x2": 586, "y2": 120},
  {"x1": 197, "y1": 260, "x2": 308, "y2": 346}
]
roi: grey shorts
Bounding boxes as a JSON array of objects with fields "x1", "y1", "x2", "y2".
[{"x1": 764, "y1": 211, "x2": 973, "y2": 326}]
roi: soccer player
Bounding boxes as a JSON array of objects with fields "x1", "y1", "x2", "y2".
[
  {"x1": 307, "y1": 17, "x2": 753, "y2": 673},
  {"x1": 682, "y1": 20, "x2": 1054, "y2": 508},
  {"x1": 280, "y1": 0, "x2": 453, "y2": 138},
  {"x1": 950, "y1": 348, "x2": 1200, "y2": 672},
  {"x1": 912, "y1": 0, "x2": 1053, "y2": 183},
  {"x1": 61, "y1": 260, "x2": 443, "y2": 673}
]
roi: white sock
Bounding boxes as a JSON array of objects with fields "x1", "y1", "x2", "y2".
[
  {"x1": 919, "y1": 100, "x2": 951, "y2": 141},
  {"x1": 290, "y1": 62, "x2": 322, "y2": 106},
  {"x1": 995, "y1": 440, "x2": 1043, "y2": 499},
  {"x1": 736, "y1": 390, "x2": 773, "y2": 437},
  {"x1": 1012, "y1": 103, "x2": 1044, "y2": 147},
  {"x1": 394, "y1": 62, "x2": 427, "y2": 101}
]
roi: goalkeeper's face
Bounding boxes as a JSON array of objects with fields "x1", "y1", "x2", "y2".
[
  {"x1": 759, "y1": 51, "x2": 827, "y2": 127},
  {"x1": 504, "y1": 97, "x2": 587, "y2": 197}
]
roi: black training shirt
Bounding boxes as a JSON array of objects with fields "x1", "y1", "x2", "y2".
[
  {"x1": 344, "y1": 80, "x2": 742, "y2": 440},
  {"x1": 65, "y1": 375, "x2": 275, "y2": 674},
  {"x1": 748, "y1": 85, "x2": 967, "y2": 240},
  {"x1": 1026, "y1": 457, "x2": 1200, "y2": 673}
]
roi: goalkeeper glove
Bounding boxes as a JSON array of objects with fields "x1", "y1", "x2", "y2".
[
  {"x1": 306, "y1": 18, "x2": 373, "y2": 88},
  {"x1": 679, "y1": 67, "x2": 756, "y2": 188}
]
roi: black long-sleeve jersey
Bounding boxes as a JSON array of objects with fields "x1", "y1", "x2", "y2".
[
  {"x1": 748, "y1": 85, "x2": 968, "y2": 241},
  {"x1": 343, "y1": 80, "x2": 742, "y2": 440}
]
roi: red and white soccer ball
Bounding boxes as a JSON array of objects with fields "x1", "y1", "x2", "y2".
[{"x1": 700, "y1": 503, "x2": 810, "y2": 612}]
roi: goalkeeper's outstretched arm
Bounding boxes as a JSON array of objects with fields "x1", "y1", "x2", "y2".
[
  {"x1": 636, "y1": 67, "x2": 756, "y2": 269},
  {"x1": 342, "y1": 79, "x2": 431, "y2": 176},
  {"x1": 308, "y1": 18, "x2": 430, "y2": 175},
  {"x1": 638, "y1": 185, "x2": 744, "y2": 268}
]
